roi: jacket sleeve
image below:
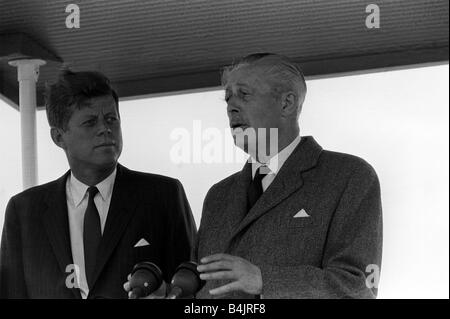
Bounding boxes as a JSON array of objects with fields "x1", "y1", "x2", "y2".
[
  {"x1": 193, "y1": 184, "x2": 216, "y2": 264},
  {"x1": 0, "y1": 197, "x2": 28, "y2": 298},
  {"x1": 260, "y1": 164, "x2": 383, "y2": 299},
  {"x1": 162, "y1": 179, "x2": 198, "y2": 282}
]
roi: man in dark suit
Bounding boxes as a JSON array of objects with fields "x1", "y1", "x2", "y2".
[
  {"x1": 0, "y1": 70, "x2": 196, "y2": 299},
  {"x1": 195, "y1": 53, "x2": 382, "y2": 298}
]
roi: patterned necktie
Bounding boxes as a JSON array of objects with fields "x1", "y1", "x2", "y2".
[
  {"x1": 247, "y1": 166, "x2": 268, "y2": 211},
  {"x1": 83, "y1": 186, "x2": 101, "y2": 289}
]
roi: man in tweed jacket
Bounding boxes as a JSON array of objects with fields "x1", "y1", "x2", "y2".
[{"x1": 195, "y1": 53, "x2": 382, "y2": 299}]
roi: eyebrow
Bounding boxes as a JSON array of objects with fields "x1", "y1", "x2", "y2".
[
  {"x1": 80, "y1": 113, "x2": 97, "y2": 119},
  {"x1": 235, "y1": 82, "x2": 251, "y2": 88},
  {"x1": 225, "y1": 83, "x2": 252, "y2": 91}
]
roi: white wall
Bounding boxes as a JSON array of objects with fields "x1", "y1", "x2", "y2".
[{"x1": 0, "y1": 64, "x2": 448, "y2": 298}]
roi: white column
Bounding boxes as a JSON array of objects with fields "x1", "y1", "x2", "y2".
[{"x1": 8, "y1": 59, "x2": 46, "y2": 190}]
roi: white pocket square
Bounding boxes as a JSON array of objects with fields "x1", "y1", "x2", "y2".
[
  {"x1": 134, "y1": 238, "x2": 150, "y2": 247},
  {"x1": 293, "y1": 209, "x2": 310, "y2": 218}
]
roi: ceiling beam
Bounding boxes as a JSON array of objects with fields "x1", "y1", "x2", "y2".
[
  {"x1": 1, "y1": 43, "x2": 448, "y2": 111},
  {"x1": 0, "y1": 33, "x2": 61, "y2": 63}
]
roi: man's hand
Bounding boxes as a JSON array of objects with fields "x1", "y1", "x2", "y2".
[
  {"x1": 197, "y1": 253, "x2": 262, "y2": 296},
  {"x1": 123, "y1": 274, "x2": 167, "y2": 299}
]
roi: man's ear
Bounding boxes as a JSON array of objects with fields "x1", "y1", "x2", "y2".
[
  {"x1": 50, "y1": 127, "x2": 66, "y2": 150},
  {"x1": 281, "y1": 91, "x2": 298, "y2": 117}
]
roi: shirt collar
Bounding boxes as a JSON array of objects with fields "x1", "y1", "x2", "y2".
[
  {"x1": 68, "y1": 167, "x2": 117, "y2": 207},
  {"x1": 252, "y1": 135, "x2": 301, "y2": 178}
]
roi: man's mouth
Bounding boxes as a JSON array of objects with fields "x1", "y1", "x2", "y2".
[
  {"x1": 230, "y1": 123, "x2": 249, "y2": 130},
  {"x1": 96, "y1": 142, "x2": 116, "y2": 148}
]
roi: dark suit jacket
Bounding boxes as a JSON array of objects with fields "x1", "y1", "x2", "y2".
[
  {"x1": 0, "y1": 163, "x2": 197, "y2": 299},
  {"x1": 196, "y1": 136, "x2": 382, "y2": 299}
]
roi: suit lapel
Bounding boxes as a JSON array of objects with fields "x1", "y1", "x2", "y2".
[
  {"x1": 220, "y1": 162, "x2": 252, "y2": 243},
  {"x1": 90, "y1": 164, "x2": 139, "y2": 288},
  {"x1": 42, "y1": 171, "x2": 81, "y2": 299},
  {"x1": 226, "y1": 136, "x2": 323, "y2": 248}
]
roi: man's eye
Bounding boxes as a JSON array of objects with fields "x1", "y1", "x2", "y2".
[
  {"x1": 83, "y1": 119, "x2": 96, "y2": 126},
  {"x1": 106, "y1": 117, "x2": 117, "y2": 123},
  {"x1": 239, "y1": 90, "x2": 250, "y2": 99}
]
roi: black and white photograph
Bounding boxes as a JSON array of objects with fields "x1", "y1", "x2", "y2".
[{"x1": 0, "y1": 0, "x2": 448, "y2": 304}]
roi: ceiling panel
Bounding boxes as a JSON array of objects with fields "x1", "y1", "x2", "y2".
[{"x1": 0, "y1": 0, "x2": 448, "y2": 109}]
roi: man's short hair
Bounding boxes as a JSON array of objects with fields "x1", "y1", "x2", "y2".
[
  {"x1": 222, "y1": 53, "x2": 307, "y2": 111},
  {"x1": 45, "y1": 69, "x2": 119, "y2": 130}
]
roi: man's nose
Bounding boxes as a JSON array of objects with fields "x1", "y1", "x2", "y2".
[
  {"x1": 227, "y1": 99, "x2": 240, "y2": 114},
  {"x1": 97, "y1": 119, "x2": 112, "y2": 135}
]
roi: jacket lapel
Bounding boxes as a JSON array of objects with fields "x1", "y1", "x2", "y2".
[
  {"x1": 90, "y1": 163, "x2": 139, "y2": 288},
  {"x1": 42, "y1": 170, "x2": 82, "y2": 299},
  {"x1": 220, "y1": 162, "x2": 252, "y2": 244},
  {"x1": 226, "y1": 136, "x2": 323, "y2": 248}
]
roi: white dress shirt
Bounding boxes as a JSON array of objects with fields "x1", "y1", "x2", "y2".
[
  {"x1": 251, "y1": 135, "x2": 302, "y2": 192},
  {"x1": 66, "y1": 168, "x2": 117, "y2": 299}
]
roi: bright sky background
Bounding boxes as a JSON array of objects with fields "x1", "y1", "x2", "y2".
[{"x1": 0, "y1": 64, "x2": 448, "y2": 298}]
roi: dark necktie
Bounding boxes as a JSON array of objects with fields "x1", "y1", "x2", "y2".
[
  {"x1": 83, "y1": 186, "x2": 101, "y2": 289},
  {"x1": 247, "y1": 166, "x2": 268, "y2": 211}
]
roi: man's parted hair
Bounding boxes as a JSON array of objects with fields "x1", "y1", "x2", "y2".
[
  {"x1": 45, "y1": 69, "x2": 119, "y2": 130},
  {"x1": 222, "y1": 53, "x2": 307, "y2": 112}
]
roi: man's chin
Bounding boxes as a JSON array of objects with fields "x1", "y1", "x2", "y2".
[
  {"x1": 232, "y1": 140, "x2": 257, "y2": 157},
  {"x1": 92, "y1": 155, "x2": 120, "y2": 169},
  {"x1": 231, "y1": 126, "x2": 252, "y2": 135},
  {"x1": 94, "y1": 146, "x2": 121, "y2": 161}
]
